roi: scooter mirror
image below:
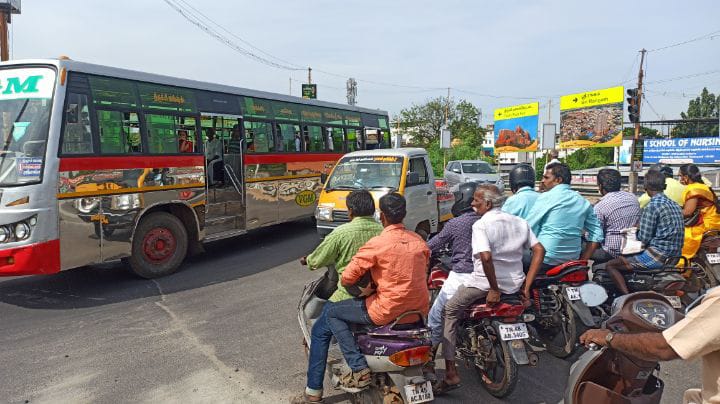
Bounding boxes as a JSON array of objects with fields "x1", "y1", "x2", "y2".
[{"x1": 578, "y1": 282, "x2": 608, "y2": 307}]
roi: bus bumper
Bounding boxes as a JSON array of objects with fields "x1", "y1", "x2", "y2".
[{"x1": 0, "y1": 239, "x2": 61, "y2": 276}]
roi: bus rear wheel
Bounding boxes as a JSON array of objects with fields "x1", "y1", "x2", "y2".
[{"x1": 129, "y1": 212, "x2": 188, "y2": 279}]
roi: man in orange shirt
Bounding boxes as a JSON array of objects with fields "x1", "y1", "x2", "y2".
[{"x1": 325, "y1": 193, "x2": 430, "y2": 388}]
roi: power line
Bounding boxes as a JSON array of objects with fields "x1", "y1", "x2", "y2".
[
  {"x1": 644, "y1": 69, "x2": 720, "y2": 85},
  {"x1": 162, "y1": 0, "x2": 304, "y2": 71},
  {"x1": 648, "y1": 28, "x2": 720, "y2": 52}
]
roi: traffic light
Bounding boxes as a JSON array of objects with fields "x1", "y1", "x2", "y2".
[{"x1": 627, "y1": 88, "x2": 640, "y2": 123}]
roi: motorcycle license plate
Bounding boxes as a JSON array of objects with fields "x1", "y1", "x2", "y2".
[
  {"x1": 566, "y1": 287, "x2": 582, "y2": 301},
  {"x1": 498, "y1": 323, "x2": 530, "y2": 341},
  {"x1": 666, "y1": 295, "x2": 683, "y2": 309},
  {"x1": 403, "y1": 380, "x2": 433, "y2": 404},
  {"x1": 706, "y1": 253, "x2": 720, "y2": 264}
]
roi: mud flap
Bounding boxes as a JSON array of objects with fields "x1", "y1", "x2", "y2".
[
  {"x1": 508, "y1": 339, "x2": 530, "y2": 365},
  {"x1": 567, "y1": 298, "x2": 596, "y2": 327}
]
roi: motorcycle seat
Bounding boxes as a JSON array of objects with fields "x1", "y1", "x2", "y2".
[
  {"x1": 546, "y1": 260, "x2": 588, "y2": 276},
  {"x1": 464, "y1": 293, "x2": 525, "y2": 319},
  {"x1": 533, "y1": 263, "x2": 589, "y2": 286}
]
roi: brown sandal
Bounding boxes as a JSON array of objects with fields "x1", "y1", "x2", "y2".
[
  {"x1": 339, "y1": 367, "x2": 371, "y2": 388},
  {"x1": 289, "y1": 392, "x2": 323, "y2": 404}
]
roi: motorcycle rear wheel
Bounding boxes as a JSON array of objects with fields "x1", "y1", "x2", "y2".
[
  {"x1": 476, "y1": 328, "x2": 518, "y2": 398},
  {"x1": 537, "y1": 298, "x2": 577, "y2": 359}
]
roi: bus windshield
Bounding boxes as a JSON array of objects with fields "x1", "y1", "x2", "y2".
[
  {"x1": 0, "y1": 67, "x2": 56, "y2": 186},
  {"x1": 327, "y1": 155, "x2": 403, "y2": 191}
]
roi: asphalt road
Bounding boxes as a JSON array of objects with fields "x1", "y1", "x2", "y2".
[{"x1": 0, "y1": 219, "x2": 700, "y2": 403}]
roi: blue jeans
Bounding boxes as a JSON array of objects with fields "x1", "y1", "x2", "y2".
[
  {"x1": 428, "y1": 287, "x2": 448, "y2": 346},
  {"x1": 306, "y1": 304, "x2": 333, "y2": 394},
  {"x1": 326, "y1": 298, "x2": 374, "y2": 372}
]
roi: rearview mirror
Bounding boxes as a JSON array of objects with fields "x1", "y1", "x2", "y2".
[
  {"x1": 578, "y1": 283, "x2": 608, "y2": 307},
  {"x1": 320, "y1": 173, "x2": 328, "y2": 184},
  {"x1": 451, "y1": 168, "x2": 461, "y2": 174},
  {"x1": 406, "y1": 172, "x2": 420, "y2": 186}
]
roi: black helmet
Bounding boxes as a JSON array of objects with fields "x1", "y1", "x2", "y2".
[
  {"x1": 451, "y1": 182, "x2": 479, "y2": 217},
  {"x1": 509, "y1": 163, "x2": 535, "y2": 193},
  {"x1": 651, "y1": 163, "x2": 673, "y2": 178}
]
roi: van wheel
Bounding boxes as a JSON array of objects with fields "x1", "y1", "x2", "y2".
[
  {"x1": 415, "y1": 223, "x2": 430, "y2": 241},
  {"x1": 129, "y1": 212, "x2": 187, "y2": 279}
]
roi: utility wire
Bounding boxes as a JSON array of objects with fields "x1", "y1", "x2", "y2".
[
  {"x1": 648, "y1": 28, "x2": 720, "y2": 52},
  {"x1": 644, "y1": 69, "x2": 720, "y2": 85}
]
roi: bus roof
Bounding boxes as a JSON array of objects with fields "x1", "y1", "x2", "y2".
[
  {"x1": 0, "y1": 58, "x2": 388, "y2": 117},
  {"x1": 342, "y1": 148, "x2": 427, "y2": 159}
]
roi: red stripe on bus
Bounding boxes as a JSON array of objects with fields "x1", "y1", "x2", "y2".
[
  {"x1": 0, "y1": 239, "x2": 61, "y2": 276},
  {"x1": 59, "y1": 156, "x2": 205, "y2": 171},
  {"x1": 244, "y1": 153, "x2": 342, "y2": 164}
]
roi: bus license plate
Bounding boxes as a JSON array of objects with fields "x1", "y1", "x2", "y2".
[
  {"x1": 666, "y1": 295, "x2": 682, "y2": 309},
  {"x1": 498, "y1": 323, "x2": 530, "y2": 341},
  {"x1": 566, "y1": 287, "x2": 581, "y2": 301},
  {"x1": 403, "y1": 380, "x2": 433, "y2": 404},
  {"x1": 706, "y1": 253, "x2": 720, "y2": 264}
]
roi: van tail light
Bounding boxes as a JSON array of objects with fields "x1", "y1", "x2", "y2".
[
  {"x1": 560, "y1": 271, "x2": 588, "y2": 283},
  {"x1": 388, "y1": 346, "x2": 431, "y2": 367}
]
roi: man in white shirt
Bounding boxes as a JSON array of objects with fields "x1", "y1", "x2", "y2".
[
  {"x1": 544, "y1": 149, "x2": 561, "y2": 171},
  {"x1": 435, "y1": 184, "x2": 545, "y2": 394}
]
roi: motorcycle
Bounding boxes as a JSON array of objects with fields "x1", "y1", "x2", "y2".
[
  {"x1": 528, "y1": 260, "x2": 608, "y2": 359},
  {"x1": 564, "y1": 291, "x2": 683, "y2": 403},
  {"x1": 298, "y1": 272, "x2": 435, "y2": 404},
  {"x1": 691, "y1": 229, "x2": 720, "y2": 289},
  {"x1": 592, "y1": 257, "x2": 689, "y2": 310},
  {"x1": 454, "y1": 292, "x2": 539, "y2": 398},
  {"x1": 427, "y1": 247, "x2": 451, "y2": 305}
]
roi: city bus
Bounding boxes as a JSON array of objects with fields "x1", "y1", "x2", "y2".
[{"x1": 0, "y1": 58, "x2": 391, "y2": 278}]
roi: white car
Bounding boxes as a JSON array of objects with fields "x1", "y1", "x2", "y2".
[{"x1": 444, "y1": 160, "x2": 504, "y2": 191}]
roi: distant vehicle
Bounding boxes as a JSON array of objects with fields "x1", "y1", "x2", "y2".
[{"x1": 444, "y1": 160, "x2": 503, "y2": 191}]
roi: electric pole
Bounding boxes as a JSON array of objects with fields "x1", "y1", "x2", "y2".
[
  {"x1": 0, "y1": 1, "x2": 21, "y2": 62},
  {"x1": 307, "y1": 67, "x2": 312, "y2": 84},
  {"x1": 628, "y1": 49, "x2": 646, "y2": 193},
  {"x1": 443, "y1": 87, "x2": 451, "y2": 168}
]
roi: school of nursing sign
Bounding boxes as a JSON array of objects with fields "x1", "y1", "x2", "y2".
[
  {"x1": 493, "y1": 102, "x2": 539, "y2": 153},
  {"x1": 643, "y1": 137, "x2": 720, "y2": 164},
  {"x1": 559, "y1": 86, "x2": 624, "y2": 149}
]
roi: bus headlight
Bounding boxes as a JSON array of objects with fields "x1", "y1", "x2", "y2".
[
  {"x1": 315, "y1": 205, "x2": 334, "y2": 221},
  {"x1": 111, "y1": 194, "x2": 141, "y2": 210},
  {"x1": 75, "y1": 197, "x2": 99, "y2": 214},
  {"x1": 14, "y1": 222, "x2": 30, "y2": 240},
  {"x1": 373, "y1": 210, "x2": 381, "y2": 223},
  {"x1": 0, "y1": 226, "x2": 9, "y2": 243}
]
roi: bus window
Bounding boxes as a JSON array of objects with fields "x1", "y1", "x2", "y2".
[
  {"x1": 346, "y1": 128, "x2": 361, "y2": 152},
  {"x1": 277, "y1": 123, "x2": 300, "y2": 152},
  {"x1": 61, "y1": 92, "x2": 93, "y2": 154},
  {"x1": 303, "y1": 125, "x2": 324, "y2": 152},
  {"x1": 145, "y1": 114, "x2": 177, "y2": 154},
  {"x1": 380, "y1": 130, "x2": 391, "y2": 149},
  {"x1": 243, "y1": 120, "x2": 274, "y2": 153},
  {"x1": 326, "y1": 127, "x2": 344, "y2": 152},
  {"x1": 97, "y1": 110, "x2": 142, "y2": 154},
  {"x1": 365, "y1": 128, "x2": 380, "y2": 150}
]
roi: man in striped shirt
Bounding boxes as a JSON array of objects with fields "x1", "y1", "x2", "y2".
[{"x1": 592, "y1": 169, "x2": 641, "y2": 263}]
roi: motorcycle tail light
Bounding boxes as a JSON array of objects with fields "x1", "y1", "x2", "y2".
[
  {"x1": 665, "y1": 281, "x2": 685, "y2": 291},
  {"x1": 502, "y1": 317, "x2": 519, "y2": 323},
  {"x1": 388, "y1": 346, "x2": 431, "y2": 367},
  {"x1": 560, "y1": 271, "x2": 588, "y2": 283}
]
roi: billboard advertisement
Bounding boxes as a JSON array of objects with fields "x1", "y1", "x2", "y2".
[
  {"x1": 559, "y1": 86, "x2": 624, "y2": 149},
  {"x1": 493, "y1": 102, "x2": 539, "y2": 153},
  {"x1": 643, "y1": 137, "x2": 720, "y2": 164}
]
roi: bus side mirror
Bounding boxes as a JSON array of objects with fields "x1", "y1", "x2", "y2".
[
  {"x1": 406, "y1": 172, "x2": 420, "y2": 186},
  {"x1": 320, "y1": 173, "x2": 328, "y2": 184}
]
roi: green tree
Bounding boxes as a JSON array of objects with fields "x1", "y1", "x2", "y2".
[
  {"x1": 534, "y1": 148, "x2": 614, "y2": 181},
  {"x1": 671, "y1": 88, "x2": 719, "y2": 138},
  {"x1": 397, "y1": 97, "x2": 487, "y2": 176},
  {"x1": 622, "y1": 126, "x2": 661, "y2": 139}
]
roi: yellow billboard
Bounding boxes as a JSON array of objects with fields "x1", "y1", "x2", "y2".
[
  {"x1": 559, "y1": 86, "x2": 624, "y2": 149},
  {"x1": 493, "y1": 102, "x2": 539, "y2": 153}
]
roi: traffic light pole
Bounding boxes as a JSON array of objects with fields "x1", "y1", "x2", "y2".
[{"x1": 628, "y1": 49, "x2": 646, "y2": 193}]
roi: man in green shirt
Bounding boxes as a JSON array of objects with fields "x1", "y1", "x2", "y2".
[{"x1": 292, "y1": 190, "x2": 382, "y2": 404}]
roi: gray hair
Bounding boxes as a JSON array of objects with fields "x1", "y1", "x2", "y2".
[{"x1": 475, "y1": 184, "x2": 506, "y2": 208}]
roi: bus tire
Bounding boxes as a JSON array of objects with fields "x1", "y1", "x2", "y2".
[
  {"x1": 129, "y1": 212, "x2": 188, "y2": 279},
  {"x1": 415, "y1": 222, "x2": 430, "y2": 241}
]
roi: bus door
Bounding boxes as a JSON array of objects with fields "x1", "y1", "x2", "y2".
[{"x1": 200, "y1": 113, "x2": 245, "y2": 234}]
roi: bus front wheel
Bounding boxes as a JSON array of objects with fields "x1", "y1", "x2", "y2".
[{"x1": 129, "y1": 212, "x2": 188, "y2": 279}]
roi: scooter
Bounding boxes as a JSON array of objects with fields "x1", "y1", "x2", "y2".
[
  {"x1": 298, "y1": 273, "x2": 435, "y2": 404},
  {"x1": 454, "y1": 292, "x2": 538, "y2": 398},
  {"x1": 564, "y1": 291, "x2": 684, "y2": 403}
]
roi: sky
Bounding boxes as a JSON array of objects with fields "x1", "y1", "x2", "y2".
[{"x1": 10, "y1": 0, "x2": 720, "y2": 127}]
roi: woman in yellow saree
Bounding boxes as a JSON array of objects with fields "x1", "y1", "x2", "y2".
[{"x1": 679, "y1": 164, "x2": 720, "y2": 259}]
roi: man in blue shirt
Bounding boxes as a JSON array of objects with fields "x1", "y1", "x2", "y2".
[
  {"x1": 425, "y1": 182, "x2": 480, "y2": 377},
  {"x1": 602, "y1": 170, "x2": 684, "y2": 294},
  {"x1": 503, "y1": 163, "x2": 539, "y2": 220},
  {"x1": 525, "y1": 163, "x2": 603, "y2": 271}
]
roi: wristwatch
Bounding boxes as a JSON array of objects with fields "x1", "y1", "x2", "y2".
[{"x1": 604, "y1": 331, "x2": 615, "y2": 348}]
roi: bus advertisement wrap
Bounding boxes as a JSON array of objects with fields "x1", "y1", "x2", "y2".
[
  {"x1": 643, "y1": 137, "x2": 720, "y2": 164},
  {"x1": 493, "y1": 102, "x2": 539, "y2": 153},
  {"x1": 559, "y1": 86, "x2": 623, "y2": 149}
]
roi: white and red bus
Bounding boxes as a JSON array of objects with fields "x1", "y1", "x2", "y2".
[{"x1": 0, "y1": 58, "x2": 391, "y2": 278}]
